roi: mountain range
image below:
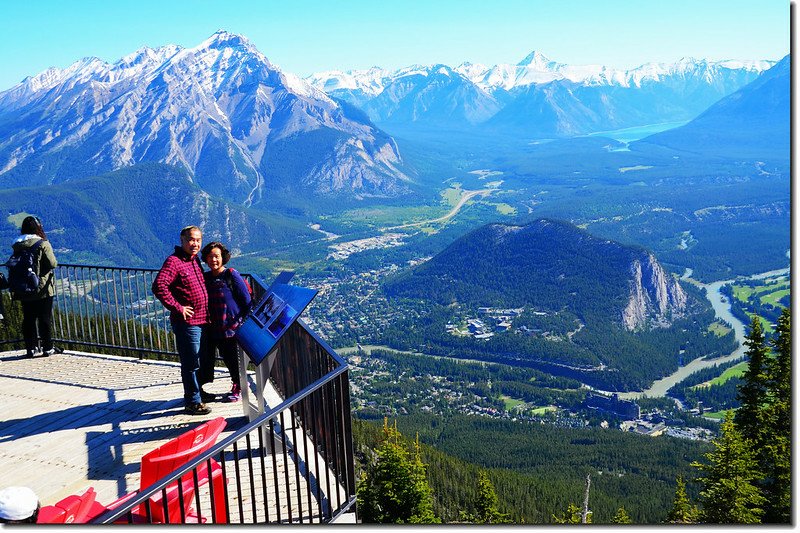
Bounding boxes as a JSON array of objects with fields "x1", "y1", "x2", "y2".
[
  {"x1": 635, "y1": 54, "x2": 790, "y2": 158},
  {"x1": 0, "y1": 32, "x2": 788, "y2": 270},
  {"x1": 0, "y1": 32, "x2": 785, "y2": 209},
  {"x1": 0, "y1": 163, "x2": 316, "y2": 266},
  {"x1": 0, "y1": 31, "x2": 411, "y2": 204},
  {"x1": 308, "y1": 52, "x2": 775, "y2": 135}
]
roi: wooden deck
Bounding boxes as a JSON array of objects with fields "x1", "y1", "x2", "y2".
[{"x1": 0, "y1": 348, "x2": 340, "y2": 523}]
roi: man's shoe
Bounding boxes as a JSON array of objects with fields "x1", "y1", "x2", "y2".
[
  {"x1": 185, "y1": 403, "x2": 212, "y2": 415},
  {"x1": 200, "y1": 390, "x2": 218, "y2": 403},
  {"x1": 42, "y1": 349, "x2": 54, "y2": 357}
]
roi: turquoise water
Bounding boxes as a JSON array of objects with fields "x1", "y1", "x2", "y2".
[{"x1": 588, "y1": 121, "x2": 689, "y2": 143}]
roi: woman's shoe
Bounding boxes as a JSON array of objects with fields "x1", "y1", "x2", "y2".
[{"x1": 225, "y1": 383, "x2": 241, "y2": 403}]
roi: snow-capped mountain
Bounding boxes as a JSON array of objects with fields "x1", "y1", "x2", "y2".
[
  {"x1": 0, "y1": 31, "x2": 411, "y2": 203},
  {"x1": 454, "y1": 51, "x2": 773, "y2": 92},
  {"x1": 308, "y1": 52, "x2": 775, "y2": 136},
  {"x1": 635, "y1": 54, "x2": 790, "y2": 157},
  {"x1": 309, "y1": 64, "x2": 500, "y2": 130},
  {"x1": 361, "y1": 64, "x2": 500, "y2": 129}
]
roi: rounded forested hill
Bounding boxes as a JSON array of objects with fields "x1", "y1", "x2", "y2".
[
  {"x1": 384, "y1": 218, "x2": 647, "y2": 323},
  {"x1": 381, "y1": 219, "x2": 736, "y2": 391}
]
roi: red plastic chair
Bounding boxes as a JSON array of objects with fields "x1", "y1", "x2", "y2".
[
  {"x1": 37, "y1": 487, "x2": 105, "y2": 524},
  {"x1": 37, "y1": 505, "x2": 67, "y2": 524},
  {"x1": 103, "y1": 483, "x2": 198, "y2": 524},
  {"x1": 136, "y1": 416, "x2": 228, "y2": 523},
  {"x1": 40, "y1": 419, "x2": 228, "y2": 524}
]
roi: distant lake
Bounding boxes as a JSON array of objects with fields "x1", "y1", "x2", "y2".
[{"x1": 587, "y1": 121, "x2": 689, "y2": 144}]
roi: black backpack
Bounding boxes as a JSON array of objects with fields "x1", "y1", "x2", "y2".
[{"x1": 7, "y1": 239, "x2": 44, "y2": 298}]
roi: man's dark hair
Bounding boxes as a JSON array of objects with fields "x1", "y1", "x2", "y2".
[{"x1": 180, "y1": 225, "x2": 202, "y2": 239}]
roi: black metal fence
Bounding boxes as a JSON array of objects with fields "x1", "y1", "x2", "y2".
[
  {"x1": 93, "y1": 321, "x2": 356, "y2": 524},
  {"x1": 1, "y1": 263, "x2": 356, "y2": 524},
  {"x1": 0, "y1": 264, "x2": 179, "y2": 356}
]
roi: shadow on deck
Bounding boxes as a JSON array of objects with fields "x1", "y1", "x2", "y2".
[{"x1": 1, "y1": 343, "x2": 354, "y2": 523}]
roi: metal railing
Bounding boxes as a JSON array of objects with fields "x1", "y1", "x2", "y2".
[
  {"x1": 0, "y1": 263, "x2": 180, "y2": 356},
  {"x1": 93, "y1": 320, "x2": 356, "y2": 524},
  {"x1": 0, "y1": 262, "x2": 356, "y2": 524}
]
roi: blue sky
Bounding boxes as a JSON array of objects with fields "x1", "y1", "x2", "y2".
[{"x1": 0, "y1": 0, "x2": 789, "y2": 91}]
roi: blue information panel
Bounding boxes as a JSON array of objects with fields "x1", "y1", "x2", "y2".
[{"x1": 235, "y1": 276, "x2": 317, "y2": 366}]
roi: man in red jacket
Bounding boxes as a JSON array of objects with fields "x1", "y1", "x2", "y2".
[{"x1": 152, "y1": 225, "x2": 211, "y2": 415}]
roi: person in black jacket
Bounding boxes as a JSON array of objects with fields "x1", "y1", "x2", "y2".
[
  {"x1": 199, "y1": 241, "x2": 251, "y2": 402},
  {"x1": 11, "y1": 216, "x2": 58, "y2": 357}
]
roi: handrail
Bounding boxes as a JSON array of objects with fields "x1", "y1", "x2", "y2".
[
  {"x1": 93, "y1": 359, "x2": 351, "y2": 523},
  {"x1": 0, "y1": 261, "x2": 356, "y2": 524}
]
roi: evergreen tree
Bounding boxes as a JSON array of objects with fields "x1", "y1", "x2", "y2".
[
  {"x1": 466, "y1": 471, "x2": 512, "y2": 524},
  {"x1": 692, "y1": 411, "x2": 765, "y2": 524},
  {"x1": 356, "y1": 419, "x2": 440, "y2": 524},
  {"x1": 665, "y1": 475, "x2": 698, "y2": 524},
  {"x1": 735, "y1": 316, "x2": 769, "y2": 437},
  {"x1": 552, "y1": 503, "x2": 586, "y2": 524},
  {"x1": 611, "y1": 507, "x2": 633, "y2": 524},
  {"x1": 761, "y1": 308, "x2": 791, "y2": 523}
]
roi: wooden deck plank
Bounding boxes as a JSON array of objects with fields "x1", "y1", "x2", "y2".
[{"x1": 0, "y1": 349, "x2": 254, "y2": 506}]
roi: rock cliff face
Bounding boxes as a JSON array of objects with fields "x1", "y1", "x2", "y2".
[{"x1": 622, "y1": 253, "x2": 687, "y2": 331}]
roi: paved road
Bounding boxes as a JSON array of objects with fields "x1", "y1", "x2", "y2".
[{"x1": 382, "y1": 189, "x2": 492, "y2": 230}]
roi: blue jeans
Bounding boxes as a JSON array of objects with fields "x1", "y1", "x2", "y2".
[{"x1": 172, "y1": 321, "x2": 203, "y2": 405}]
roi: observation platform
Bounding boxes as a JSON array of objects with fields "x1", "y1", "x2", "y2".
[
  {"x1": 0, "y1": 348, "x2": 330, "y2": 523},
  {"x1": 0, "y1": 262, "x2": 356, "y2": 523}
]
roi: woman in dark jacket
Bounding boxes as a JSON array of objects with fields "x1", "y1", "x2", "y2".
[
  {"x1": 199, "y1": 241, "x2": 251, "y2": 402},
  {"x1": 12, "y1": 216, "x2": 58, "y2": 357}
]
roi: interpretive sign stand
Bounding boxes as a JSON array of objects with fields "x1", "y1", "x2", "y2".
[{"x1": 236, "y1": 272, "x2": 317, "y2": 423}]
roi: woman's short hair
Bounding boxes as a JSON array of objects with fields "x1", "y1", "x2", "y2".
[{"x1": 201, "y1": 241, "x2": 231, "y2": 265}]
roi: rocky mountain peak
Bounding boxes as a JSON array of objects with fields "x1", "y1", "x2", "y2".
[
  {"x1": 517, "y1": 50, "x2": 555, "y2": 68},
  {"x1": 201, "y1": 30, "x2": 251, "y2": 50},
  {"x1": 0, "y1": 31, "x2": 410, "y2": 204},
  {"x1": 622, "y1": 253, "x2": 687, "y2": 331}
]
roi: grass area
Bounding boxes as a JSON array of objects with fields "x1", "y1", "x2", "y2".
[
  {"x1": 746, "y1": 312, "x2": 773, "y2": 333},
  {"x1": 707, "y1": 321, "x2": 732, "y2": 337},
  {"x1": 501, "y1": 395, "x2": 525, "y2": 410},
  {"x1": 732, "y1": 284, "x2": 757, "y2": 301},
  {"x1": 440, "y1": 184, "x2": 464, "y2": 207},
  {"x1": 693, "y1": 362, "x2": 747, "y2": 389},
  {"x1": 7, "y1": 212, "x2": 34, "y2": 228},
  {"x1": 730, "y1": 278, "x2": 789, "y2": 307},
  {"x1": 703, "y1": 411, "x2": 729, "y2": 420},
  {"x1": 335, "y1": 204, "x2": 444, "y2": 228},
  {"x1": 419, "y1": 226, "x2": 438, "y2": 235},
  {"x1": 492, "y1": 203, "x2": 517, "y2": 215},
  {"x1": 761, "y1": 288, "x2": 790, "y2": 306},
  {"x1": 529, "y1": 406, "x2": 558, "y2": 416}
]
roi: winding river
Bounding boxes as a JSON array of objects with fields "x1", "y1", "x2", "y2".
[{"x1": 618, "y1": 266, "x2": 790, "y2": 400}]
